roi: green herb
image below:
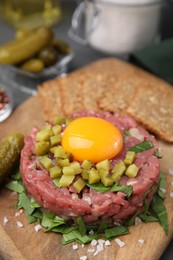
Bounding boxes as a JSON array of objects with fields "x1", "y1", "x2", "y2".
[
  {"x1": 153, "y1": 149, "x2": 163, "y2": 159},
  {"x1": 77, "y1": 216, "x2": 86, "y2": 236},
  {"x1": 53, "y1": 178, "x2": 61, "y2": 188},
  {"x1": 30, "y1": 197, "x2": 41, "y2": 208},
  {"x1": 129, "y1": 140, "x2": 154, "y2": 153},
  {"x1": 86, "y1": 182, "x2": 133, "y2": 197},
  {"x1": 97, "y1": 221, "x2": 109, "y2": 233},
  {"x1": 105, "y1": 226, "x2": 129, "y2": 239},
  {"x1": 18, "y1": 192, "x2": 35, "y2": 215},
  {"x1": 110, "y1": 184, "x2": 133, "y2": 197},
  {"x1": 86, "y1": 182, "x2": 110, "y2": 192},
  {"x1": 150, "y1": 194, "x2": 168, "y2": 235},
  {"x1": 5, "y1": 180, "x2": 24, "y2": 193},
  {"x1": 157, "y1": 172, "x2": 166, "y2": 199},
  {"x1": 62, "y1": 229, "x2": 99, "y2": 245},
  {"x1": 139, "y1": 214, "x2": 158, "y2": 223},
  {"x1": 12, "y1": 171, "x2": 21, "y2": 181},
  {"x1": 124, "y1": 129, "x2": 131, "y2": 136}
]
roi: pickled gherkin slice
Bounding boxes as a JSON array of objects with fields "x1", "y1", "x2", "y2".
[{"x1": 0, "y1": 133, "x2": 24, "y2": 183}]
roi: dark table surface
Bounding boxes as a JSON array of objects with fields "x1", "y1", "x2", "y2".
[{"x1": 0, "y1": 1, "x2": 173, "y2": 259}]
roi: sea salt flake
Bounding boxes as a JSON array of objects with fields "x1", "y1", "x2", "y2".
[
  {"x1": 34, "y1": 224, "x2": 42, "y2": 232},
  {"x1": 105, "y1": 240, "x2": 111, "y2": 246},
  {"x1": 89, "y1": 229, "x2": 94, "y2": 235},
  {"x1": 93, "y1": 250, "x2": 99, "y2": 256},
  {"x1": 79, "y1": 256, "x2": 87, "y2": 260},
  {"x1": 87, "y1": 248, "x2": 95, "y2": 253},
  {"x1": 3, "y1": 217, "x2": 9, "y2": 225},
  {"x1": 115, "y1": 238, "x2": 125, "y2": 247},
  {"x1": 72, "y1": 244, "x2": 78, "y2": 250},
  {"x1": 81, "y1": 244, "x2": 85, "y2": 248},
  {"x1": 96, "y1": 244, "x2": 104, "y2": 252},
  {"x1": 135, "y1": 217, "x2": 142, "y2": 225},
  {"x1": 98, "y1": 239, "x2": 105, "y2": 245},
  {"x1": 168, "y1": 169, "x2": 173, "y2": 176},
  {"x1": 91, "y1": 239, "x2": 97, "y2": 246},
  {"x1": 17, "y1": 221, "x2": 23, "y2": 228},
  {"x1": 15, "y1": 209, "x2": 23, "y2": 217},
  {"x1": 160, "y1": 188, "x2": 166, "y2": 193},
  {"x1": 138, "y1": 239, "x2": 145, "y2": 244},
  {"x1": 169, "y1": 192, "x2": 173, "y2": 198},
  {"x1": 171, "y1": 182, "x2": 173, "y2": 186}
]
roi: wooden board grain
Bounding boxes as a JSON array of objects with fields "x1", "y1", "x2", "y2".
[{"x1": 0, "y1": 96, "x2": 173, "y2": 260}]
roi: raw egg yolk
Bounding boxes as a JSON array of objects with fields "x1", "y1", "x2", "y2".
[{"x1": 62, "y1": 117, "x2": 123, "y2": 162}]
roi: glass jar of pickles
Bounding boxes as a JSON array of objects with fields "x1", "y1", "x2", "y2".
[{"x1": 0, "y1": 0, "x2": 62, "y2": 29}]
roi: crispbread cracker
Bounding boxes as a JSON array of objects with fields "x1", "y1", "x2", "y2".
[
  {"x1": 126, "y1": 83, "x2": 173, "y2": 143},
  {"x1": 37, "y1": 58, "x2": 173, "y2": 142},
  {"x1": 38, "y1": 78, "x2": 64, "y2": 119}
]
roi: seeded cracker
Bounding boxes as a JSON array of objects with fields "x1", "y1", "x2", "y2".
[
  {"x1": 38, "y1": 78, "x2": 63, "y2": 120},
  {"x1": 126, "y1": 84, "x2": 173, "y2": 143}
]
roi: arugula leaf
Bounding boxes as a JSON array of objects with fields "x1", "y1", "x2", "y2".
[
  {"x1": 139, "y1": 214, "x2": 158, "y2": 223},
  {"x1": 53, "y1": 178, "x2": 61, "y2": 188},
  {"x1": 77, "y1": 216, "x2": 86, "y2": 236},
  {"x1": 41, "y1": 210, "x2": 56, "y2": 228},
  {"x1": 105, "y1": 225, "x2": 129, "y2": 239},
  {"x1": 18, "y1": 192, "x2": 35, "y2": 215},
  {"x1": 97, "y1": 221, "x2": 109, "y2": 233},
  {"x1": 157, "y1": 172, "x2": 166, "y2": 199},
  {"x1": 6, "y1": 180, "x2": 24, "y2": 193},
  {"x1": 62, "y1": 229, "x2": 99, "y2": 245},
  {"x1": 153, "y1": 149, "x2": 163, "y2": 159},
  {"x1": 86, "y1": 182, "x2": 133, "y2": 197},
  {"x1": 110, "y1": 184, "x2": 133, "y2": 197},
  {"x1": 150, "y1": 194, "x2": 168, "y2": 235},
  {"x1": 30, "y1": 197, "x2": 41, "y2": 209},
  {"x1": 124, "y1": 129, "x2": 131, "y2": 136},
  {"x1": 86, "y1": 183, "x2": 110, "y2": 193},
  {"x1": 129, "y1": 140, "x2": 154, "y2": 153}
]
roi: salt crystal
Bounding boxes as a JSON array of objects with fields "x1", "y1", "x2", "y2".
[
  {"x1": 89, "y1": 229, "x2": 94, "y2": 235},
  {"x1": 81, "y1": 244, "x2": 85, "y2": 248},
  {"x1": 96, "y1": 244, "x2": 104, "y2": 252},
  {"x1": 34, "y1": 224, "x2": 42, "y2": 232},
  {"x1": 171, "y1": 182, "x2": 173, "y2": 186},
  {"x1": 15, "y1": 209, "x2": 23, "y2": 217},
  {"x1": 138, "y1": 239, "x2": 145, "y2": 244},
  {"x1": 93, "y1": 250, "x2": 99, "y2": 256},
  {"x1": 169, "y1": 192, "x2": 173, "y2": 198},
  {"x1": 79, "y1": 256, "x2": 87, "y2": 260},
  {"x1": 72, "y1": 244, "x2": 78, "y2": 250},
  {"x1": 91, "y1": 239, "x2": 97, "y2": 246},
  {"x1": 160, "y1": 188, "x2": 166, "y2": 193},
  {"x1": 87, "y1": 248, "x2": 95, "y2": 253},
  {"x1": 168, "y1": 169, "x2": 173, "y2": 176},
  {"x1": 98, "y1": 239, "x2": 105, "y2": 245},
  {"x1": 105, "y1": 240, "x2": 111, "y2": 246},
  {"x1": 115, "y1": 238, "x2": 125, "y2": 247},
  {"x1": 17, "y1": 221, "x2": 23, "y2": 228},
  {"x1": 3, "y1": 217, "x2": 9, "y2": 225},
  {"x1": 135, "y1": 217, "x2": 142, "y2": 226}
]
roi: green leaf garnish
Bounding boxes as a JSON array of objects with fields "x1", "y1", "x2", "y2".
[
  {"x1": 157, "y1": 172, "x2": 166, "y2": 199},
  {"x1": 153, "y1": 149, "x2": 163, "y2": 159},
  {"x1": 129, "y1": 140, "x2": 154, "y2": 153},
  {"x1": 77, "y1": 216, "x2": 86, "y2": 236},
  {"x1": 18, "y1": 192, "x2": 35, "y2": 215},
  {"x1": 105, "y1": 226, "x2": 129, "y2": 239},
  {"x1": 86, "y1": 182, "x2": 133, "y2": 197},
  {"x1": 53, "y1": 178, "x2": 61, "y2": 188},
  {"x1": 150, "y1": 194, "x2": 168, "y2": 235},
  {"x1": 30, "y1": 197, "x2": 41, "y2": 209},
  {"x1": 5, "y1": 180, "x2": 24, "y2": 193},
  {"x1": 124, "y1": 129, "x2": 131, "y2": 136}
]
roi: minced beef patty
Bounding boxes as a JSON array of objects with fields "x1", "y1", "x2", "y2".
[{"x1": 20, "y1": 111, "x2": 160, "y2": 225}]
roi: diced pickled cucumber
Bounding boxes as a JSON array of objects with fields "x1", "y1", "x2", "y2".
[
  {"x1": 49, "y1": 166, "x2": 62, "y2": 178},
  {"x1": 96, "y1": 159, "x2": 110, "y2": 171},
  {"x1": 57, "y1": 158, "x2": 70, "y2": 167},
  {"x1": 65, "y1": 118, "x2": 73, "y2": 125},
  {"x1": 111, "y1": 160, "x2": 126, "y2": 182},
  {"x1": 81, "y1": 169, "x2": 89, "y2": 180},
  {"x1": 70, "y1": 161, "x2": 81, "y2": 174},
  {"x1": 36, "y1": 129, "x2": 53, "y2": 141},
  {"x1": 124, "y1": 151, "x2": 135, "y2": 165},
  {"x1": 81, "y1": 160, "x2": 93, "y2": 170},
  {"x1": 52, "y1": 125, "x2": 62, "y2": 135},
  {"x1": 50, "y1": 146, "x2": 66, "y2": 158},
  {"x1": 98, "y1": 169, "x2": 109, "y2": 178},
  {"x1": 63, "y1": 166, "x2": 75, "y2": 175},
  {"x1": 50, "y1": 135, "x2": 62, "y2": 146},
  {"x1": 88, "y1": 168, "x2": 100, "y2": 184},
  {"x1": 41, "y1": 125, "x2": 52, "y2": 131},
  {"x1": 54, "y1": 116, "x2": 66, "y2": 125},
  {"x1": 39, "y1": 156, "x2": 53, "y2": 170},
  {"x1": 73, "y1": 177, "x2": 86, "y2": 193},
  {"x1": 101, "y1": 176, "x2": 114, "y2": 187},
  {"x1": 125, "y1": 164, "x2": 139, "y2": 178},
  {"x1": 0, "y1": 133, "x2": 24, "y2": 183},
  {"x1": 35, "y1": 141, "x2": 50, "y2": 156},
  {"x1": 59, "y1": 175, "x2": 75, "y2": 187}
]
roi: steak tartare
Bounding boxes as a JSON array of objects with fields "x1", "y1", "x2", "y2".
[{"x1": 20, "y1": 111, "x2": 160, "y2": 225}]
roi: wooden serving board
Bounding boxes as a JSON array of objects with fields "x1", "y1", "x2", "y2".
[{"x1": 0, "y1": 96, "x2": 173, "y2": 260}]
